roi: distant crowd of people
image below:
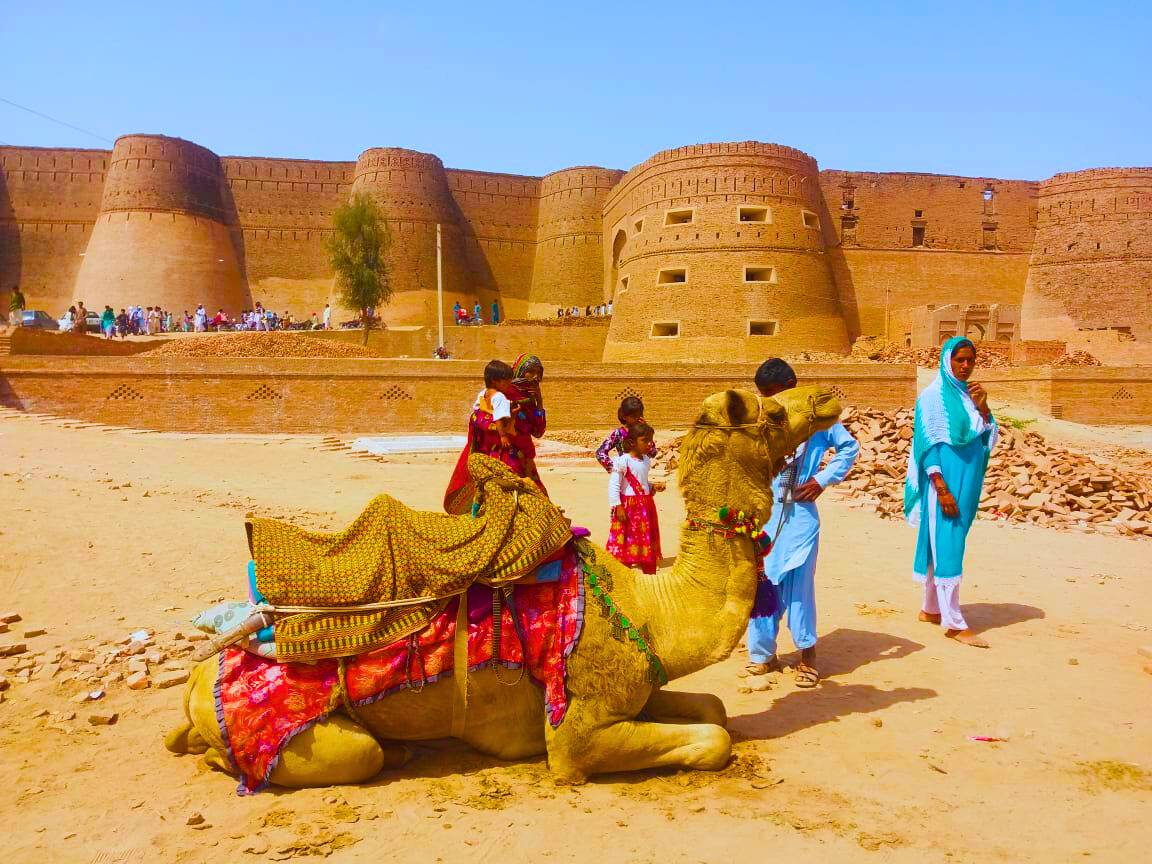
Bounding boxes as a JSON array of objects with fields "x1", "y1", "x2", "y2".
[
  {"x1": 557, "y1": 303, "x2": 613, "y2": 319},
  {"x1": 55, "y1": 300, "x2": 336, "y2": 338},
  {"x1": 454, "y1": 300, "x2": 502, "y2": 326}
]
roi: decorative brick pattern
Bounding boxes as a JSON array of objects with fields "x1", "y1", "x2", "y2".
[{"x1": 106, "y1": 384, "x2": 144, "y2": 401}]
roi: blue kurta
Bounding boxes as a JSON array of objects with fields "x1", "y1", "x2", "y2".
[
  {"x1": 912, "y1": 429, "x2": 994, "y2": 581},
  {"x1": 746, "y1": 423, "x2": 859, "y2": 661},
  {"x1": 762, "y1": 423, "x2": 860, "y2": 585}
]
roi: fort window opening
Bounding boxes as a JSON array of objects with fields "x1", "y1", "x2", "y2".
[
  {"x1": 650, "y1": 321, "x2": 680, "y2": 338},
  {"x1": 634, "y1": 218, "x2": 644, "y2": 234},
  {"x1": 912, "y1": 226, "x2": 926, "y2": 247},
  {"x1": 657, "y1": 267, "x2": 687, "y2": 284},
  {"x1": 619, "y1": 276, "x2": 629, "y2": 294},
  {"x1": 664, "y1": 208, "x2": 694, "y2": 226},
  {"x1": 744, "y1": 266, "x2": 777, "y2": 283},
  {"x1": 747, "y1": 320, "x2": 778, "y2": 336},
  {"x1": 738, "y1": 205, "x2": 770, "y2": 223},
  {"x1": 801, "y1": 210, "x2": 819, "y2": 229},
  {"x1": 914, "y1": 209, "x2": 923, "y2": 218}
]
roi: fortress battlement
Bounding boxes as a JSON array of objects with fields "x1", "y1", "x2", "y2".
[{"x1": 2, "y1": 136, "x2": 1149, "y2": 350}]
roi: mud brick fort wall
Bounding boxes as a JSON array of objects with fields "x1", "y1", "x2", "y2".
[
  {"x1": 0, "y1": 358, "x2": 917, "y2": 434},
  {"x1": 3, "y1": 135, "x2": 1150, "y2": 358}
]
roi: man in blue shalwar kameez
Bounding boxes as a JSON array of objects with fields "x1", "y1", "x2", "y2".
[{"x1": 745, "y1": 359, "x2": 859, "y2": 688}]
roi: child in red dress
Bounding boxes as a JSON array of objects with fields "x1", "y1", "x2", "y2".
[{"x1": 606, "y1": 422, "x2": 664, "y2": 574}]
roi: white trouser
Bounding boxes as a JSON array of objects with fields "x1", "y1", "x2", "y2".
[{"x1": 922, "y1": 567, "x2": 968, "y2": 631}]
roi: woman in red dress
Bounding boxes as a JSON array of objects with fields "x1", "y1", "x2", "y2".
[{"x1": 443, "y1": 354, "x2": 549, "y2": 514}]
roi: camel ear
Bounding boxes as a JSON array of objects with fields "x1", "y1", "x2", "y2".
[{"x1": 757, "y1": 396, "x2": 788, "y2": 426}]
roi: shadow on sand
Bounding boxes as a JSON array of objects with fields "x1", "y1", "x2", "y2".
[
  {"x1": 963, "y1": 602, "x2": 1045, "y2": 634},
  {"x1": 731, "y1": 627, "x2": 935, "y2": 740}
]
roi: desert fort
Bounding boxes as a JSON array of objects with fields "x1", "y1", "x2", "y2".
[
  {"x1": 2, "y1": 135, "x2": 1152, "y2": 864},
  {"x1": 2, "y1": 135, "x2": 1150, "y2": 363}
]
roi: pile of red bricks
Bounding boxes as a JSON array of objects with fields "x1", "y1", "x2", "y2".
[
  {"x1": 143, "y1": 332, "x2": 371, "y2": 358},
  {"x1": 834, "y1": 408, "x2": 1152, "y2": 537}
]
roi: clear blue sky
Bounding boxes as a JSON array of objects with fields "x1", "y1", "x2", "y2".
[{"x1": 2, "y1": 1, "x2": 1149, "y2": 180}]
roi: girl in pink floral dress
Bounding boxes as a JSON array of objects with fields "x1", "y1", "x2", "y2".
[{"x1": 606, "y1": 422, "x2": 664, "y2": 574}]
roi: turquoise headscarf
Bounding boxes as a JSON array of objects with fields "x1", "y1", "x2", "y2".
[{"x1": 903, "y1": 336, "x2": 993, "y2": 523}]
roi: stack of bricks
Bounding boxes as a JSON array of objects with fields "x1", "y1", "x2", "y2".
[{"x1": 833, "y1": 408, "x2": 1152, "y2": 537}]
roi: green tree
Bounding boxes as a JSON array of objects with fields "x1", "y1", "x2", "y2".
[{"x1": 326, "y1": 193, "x2": 391, "y2": 343}]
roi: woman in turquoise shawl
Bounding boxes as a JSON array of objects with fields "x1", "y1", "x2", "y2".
[{"x1": 905, "y1": 336, "x2": 998, "y2": 648}]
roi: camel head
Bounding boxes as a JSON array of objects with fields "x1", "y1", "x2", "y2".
[{"x1": 677, "y1": 386, "x2": 842, "y2": 527}]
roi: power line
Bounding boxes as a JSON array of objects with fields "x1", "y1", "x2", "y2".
[{"x1": 0, "y1": 95, "x2": 114, "y2": 144}]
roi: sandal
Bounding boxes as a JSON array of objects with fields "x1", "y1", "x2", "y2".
[
  {"x1": 738, "y1": 657, "x2": 781, "y2": 679},
  {"x1": 794, "y1": 663, "x2": 820, "y2": 688}
]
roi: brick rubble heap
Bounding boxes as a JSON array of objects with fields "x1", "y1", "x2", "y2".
[{"x1": 835, "y1": 408, "x2": 1151, "y2": 537}]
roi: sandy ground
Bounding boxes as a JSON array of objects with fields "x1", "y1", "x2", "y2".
[{"x1": 1, "y1": 413, "x2": 1150, "y2": 864}]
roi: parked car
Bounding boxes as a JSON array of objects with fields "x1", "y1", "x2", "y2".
[
  {"x1": 83, "y1": 311, "x2": 102, "y2": 333},
  {"x1": 21, "y1": 310, "x2": 59, "y2": 330}
]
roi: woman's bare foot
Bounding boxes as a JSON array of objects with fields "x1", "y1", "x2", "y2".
[
  {"x1": 946, "y1": 629, "x2": 989, "y2": 648},
  {"x1": 918, "y1": 611, "x2": 942, "y2": 625}
]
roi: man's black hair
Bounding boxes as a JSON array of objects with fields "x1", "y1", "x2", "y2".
[
  {"x1": 484, "y1": 359, "x2": 514, "y2": 388},
  {"x1": 754, "y1": 358, "x2": 797, "y2": 394}
]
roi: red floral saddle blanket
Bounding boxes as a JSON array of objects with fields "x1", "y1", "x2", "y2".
[{"x1": 215, "y1": 546, "x2": 584, "y2": 794}]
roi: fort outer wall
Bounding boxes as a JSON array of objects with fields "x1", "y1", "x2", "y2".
[
  {"x1": 218, "y1": 155, "x2": 352, "y2": 321},
  {"x1": 4, "y1": 137, "x2": 1151, "y2": 356},
  {"x1": 529, "y1": 167, "x2": 624, "y2": 318},
  {"x1": 820, "y1": 171, "x2": 1037, "y2": 340},
  {"x1": 72, "y1": 135, "x2": 250, "y2": 315},
  {"x1": 1023, "y1": 168, "x2": 1152, "y2": 341},
  {"x1": 0, "y1": 358, "x2": 915, "y2": 434},
  {"x1": 601, "y1": 142, "x2": 850, "y2": 362},
  {"x1": 0, "y1": 147, "x2": 107, "y2": 314}
]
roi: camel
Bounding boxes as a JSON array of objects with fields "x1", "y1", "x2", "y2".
[{"x1": 166, "y1": 386, "x2": 841, "y2": 788}]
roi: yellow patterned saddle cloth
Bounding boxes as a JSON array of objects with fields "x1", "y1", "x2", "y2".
[{"x1": 247, "y1": 454, "x2": 571, "y2": 662}]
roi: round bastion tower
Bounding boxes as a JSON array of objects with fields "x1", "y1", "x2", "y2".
[
  {"x1": 1023, "y1": 168, "x2": 1152, "y2": 341},
  {"x1": 351, "y1": 148, "x2": 472, "y2": 326},
  {"x1": 73, "y1": 135, "x2": 249, "y2": 314},
  {"x1": 601, "y1": 142, "x2": 849, "y2": 361},
  {"x1": 529, "y1": 166, "x2": 625, "y2": 317}
]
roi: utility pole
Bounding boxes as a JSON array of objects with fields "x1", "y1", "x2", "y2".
[{"x1": 435, "y1": 223, "x2": 444, "y2": 350}]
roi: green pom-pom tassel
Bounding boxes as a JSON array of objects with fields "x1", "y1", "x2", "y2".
[
  {"x1": 620, "y1": 615, "x2": 631, "y2": 629},
  {"x1": 470, "y1": 502, "x2": 481, "y2": 518},
  {"x1": 719, "y1": 506, "x2": 731, "y2": 522}
]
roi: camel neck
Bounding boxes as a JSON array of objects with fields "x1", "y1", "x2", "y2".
[{"x1": 634, "y1": 526, "x2": 760, "y2": 682}]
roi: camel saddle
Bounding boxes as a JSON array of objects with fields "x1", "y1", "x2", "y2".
[{"x1": 246, "y1": 454, "x2": 572, "y2": 662}]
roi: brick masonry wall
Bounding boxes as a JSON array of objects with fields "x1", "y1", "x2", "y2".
[
  {"x1": 833, "y1": 248, "x2": 1032, "y2": 338},
  {"x1": 0, "y1": 358, "x2": 914, "y2": 433},
  {"x1": 1049, "y1": 367, "x2": 1152, "y2": 423},
  {"x1": 819, "y1": 171, "x2": 1037, "y2": 253},
  {"x1": 11, "y1": 328, "x2": 159, "y2": 356},
  {"x1": 530, "y1": 167, "x2": 624, "y2": 315},
  {"x1": 310, "y1": 320, "x2": 611, "y2": 361},
  {"x1": 1023, "y1": 168, "x2": 1152, "y2": 340},
  {"x1": 972, "y1": 366, "x2": 1152, "y2": 424},
  {"x1": 446, "y1": 169, "x2": 541, "y2": 318},
  {"x1": 72, "y1": 135, "x2": 249, "y2": 314},
  {"x1": 4, "y1": 139, "x2": 1150, "y2": 358},
  {"x1": 1, "y1": 147, "x2": 108, "y2": 313},
  {"x1": 602, "y1": 142, "x2": 849, "y2": 360}
]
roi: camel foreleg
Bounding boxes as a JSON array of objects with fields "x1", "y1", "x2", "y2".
[
  {"x1": 643, "y1": 690, "x2": 727, "y2": 726},
  {"x1": 547, "y1": 706, "x2": 731, "y2": 784}
]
